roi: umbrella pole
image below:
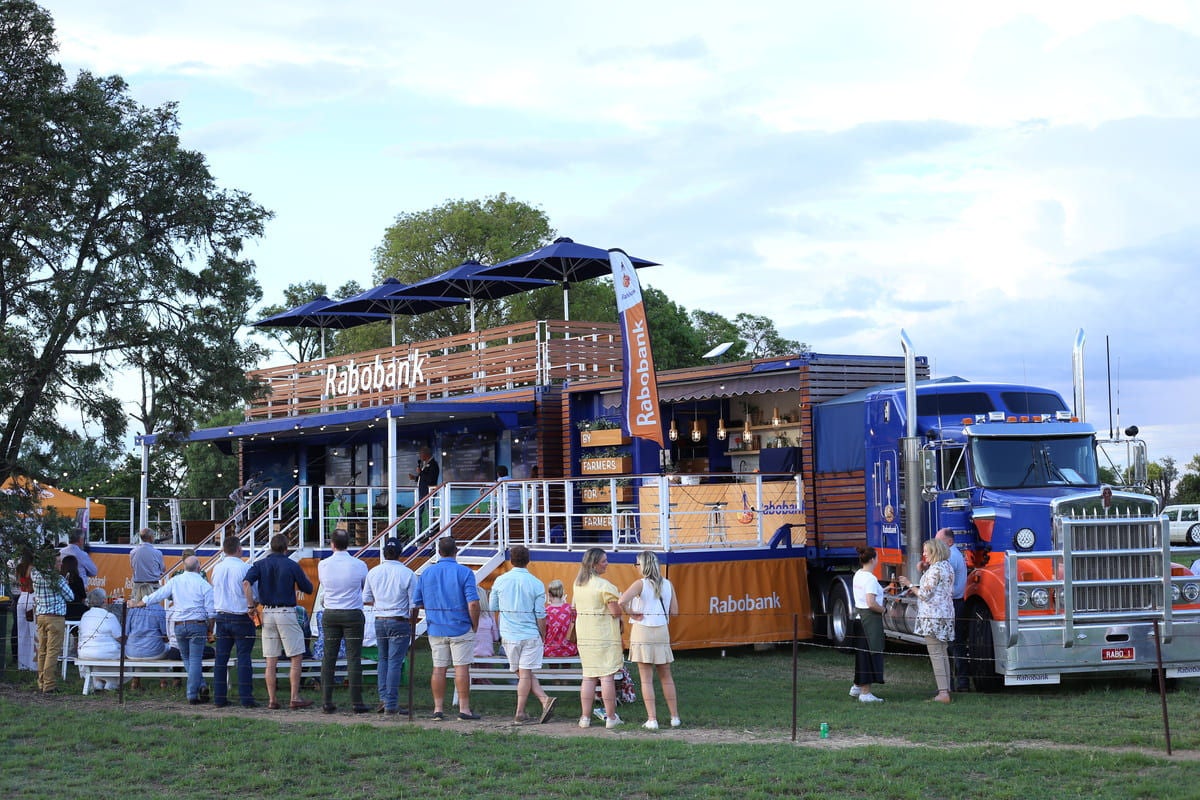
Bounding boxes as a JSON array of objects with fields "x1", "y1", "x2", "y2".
[
  {"x1": 562, "y1": 282, "x2": 570, "y2": 322},
  {"x1": 469, "y1": 298, "x2": 476, "y2": 333},
  {"x1": 391, "y1": 316, "x2": 397, "y2": 347}
]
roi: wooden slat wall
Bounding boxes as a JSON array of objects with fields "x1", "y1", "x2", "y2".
[
  {"x1": 799, "y1": 357, "x2": 930, "y2": 551},
  {"x1": 245, "y1": 320, "x2": 621, "y2": 420}
]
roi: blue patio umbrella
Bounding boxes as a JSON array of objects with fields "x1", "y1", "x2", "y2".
[
  {"x1": 480, "y1": 237, "x2": 659, "y2": 320},
  {"x1": 323, "y1": 277, "x2": 469, "y2": 345},
  {"x1": 395, "y1": 259, "x2": 554, "y2": 331},
  {"x1": 252, "y1": 295, "x2": 390, "y2": 359}
]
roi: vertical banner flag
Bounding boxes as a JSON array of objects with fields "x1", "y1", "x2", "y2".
[{"x1": 610, "y1": 248, "x2": 665, "y2": 448}]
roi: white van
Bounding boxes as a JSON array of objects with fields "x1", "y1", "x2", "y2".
[{"x1": 1162, "y1": 504, "x2": 1200, "y2": 546}]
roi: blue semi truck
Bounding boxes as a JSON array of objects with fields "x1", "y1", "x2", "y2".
[{"x1": 809, "y1": 332, "x2": 1200, "y2": 689}]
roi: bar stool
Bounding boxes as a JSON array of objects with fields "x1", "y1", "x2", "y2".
[{"x1": 705, "y1": 502, "x2": 728, "y2": 546}]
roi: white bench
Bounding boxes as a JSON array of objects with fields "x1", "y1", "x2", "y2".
[
  {"x1": 74, "y1": 657, "x2": 378, "y2": 695},
  {"x1": 446, "y1": 655, "x2": 584, "y2": 695}
]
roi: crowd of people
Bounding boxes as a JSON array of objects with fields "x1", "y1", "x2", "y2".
[{"x1": 11, "y1": 529, "x2": 685, "y2": 731}]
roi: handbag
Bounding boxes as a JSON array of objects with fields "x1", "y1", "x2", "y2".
[{"x1": 25, "y1": 606, "x2": 35, "y2": 622}]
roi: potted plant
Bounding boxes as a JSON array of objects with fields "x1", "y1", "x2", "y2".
[{"x1": 578, "y1": 417, "x2": 629, "y2": 447}]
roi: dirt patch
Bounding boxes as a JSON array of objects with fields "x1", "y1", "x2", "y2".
[{"x1": 5, "y1": 685, "x2": 1195, "y2": 758}]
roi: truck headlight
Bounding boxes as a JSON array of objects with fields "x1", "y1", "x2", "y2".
[
  {"x1": 1030, "y1": 588, "x2": 1050, "y2": 608},
  {"x1": 1183, "y1": 582, "x2": 1200, "y2": 603},
  {"x1": 1017, "y1": 589, "x2": 1029, "y2": 608},
  {"x1": 1014, "y1": 528, "x2": 1036, "y2": 551}
]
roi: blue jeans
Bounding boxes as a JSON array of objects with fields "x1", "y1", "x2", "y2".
[
  {"x1": 375, "y1": 617, "x2": 412, "y2": 711},
  {"x1": 321, "y1": 608, "x2": 364, "y2": 706},
  {"x1": 213, "y1": 613, "x2": 256, "y2": 705},
  {"x1": 176, "y1": 621, "x2": 209, "y2": 701}
]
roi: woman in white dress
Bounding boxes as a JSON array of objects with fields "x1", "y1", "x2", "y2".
[{"x1": 619, "y1": 551, "x2": 681, "y2": 730}]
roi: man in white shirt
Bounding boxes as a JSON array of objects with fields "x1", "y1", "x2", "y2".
[
  {"x1": 363, "y1": 538, "x2": 416, "y2": 715},
  {"x1": 132, "y1": 556, "x2": 214, "y2": 704},
  {"x1": 317, "y1": 529, "x2": 369, "y2": 714},
  {"x1": 210, "y1": 536, "x2": 257, "y2": 708}
]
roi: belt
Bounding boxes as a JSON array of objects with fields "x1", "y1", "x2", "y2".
[
  {"x1": 217, "y1": 610, "x2": 249, "y2": 615},
  {"x1": 375, "y1": 616, "x2": 410, "y2": 621},
  {"x1": 38, "y1": 613, "x2": 65, "y2": 617},
  {"x1": 177, "y1": 619, "x2": 208, "y2": 625},
  {"x1": 264, "y1": 604, "x2": 292, "y2": 609}
]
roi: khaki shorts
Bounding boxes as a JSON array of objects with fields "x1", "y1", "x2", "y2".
[
  {"x1": 261, "y1": 607, "x2": 305, "y2": 658},
  {"x1": 429, "y1": 632, "x2": 476, "y2": 668},
  {"x1": 504, "y1": 637, "x2": 544, "y2": 672}
]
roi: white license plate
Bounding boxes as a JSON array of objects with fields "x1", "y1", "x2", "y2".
[
  {"x1": 1166, "y1": 664, "x2": 1200, "y2": 678},
  {"x1": 1004, "y1": 672, "x2": 1060, "y2": 686}
]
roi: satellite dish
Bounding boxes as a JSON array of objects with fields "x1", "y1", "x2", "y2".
[{"x1": 702, "y1": 342, "x2": 734, "y2": 359}]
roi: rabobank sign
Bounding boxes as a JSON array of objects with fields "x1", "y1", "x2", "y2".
[{"x1": 709, "y1": 592, "x2": 782, "y2": 614}]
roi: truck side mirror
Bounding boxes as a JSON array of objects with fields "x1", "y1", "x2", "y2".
[
  {"x1": 921, "y1": 450, "x2": 938, "y2": 497},
  {"x1": 1129, "y1": 439, "x2": 1148, "y2": 487}
]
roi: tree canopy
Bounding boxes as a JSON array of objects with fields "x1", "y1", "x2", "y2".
[{"x1": 0, "y1": 1, "x2": 270, "y2": 483}]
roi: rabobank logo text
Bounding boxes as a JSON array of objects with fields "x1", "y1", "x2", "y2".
[{"x1": 709, "y1": 592, "x2": 782, "y2": 614}]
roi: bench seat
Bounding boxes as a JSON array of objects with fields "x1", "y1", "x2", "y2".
[{"x1": 74, "y1": 657, "x2": 377, "y2": 696}]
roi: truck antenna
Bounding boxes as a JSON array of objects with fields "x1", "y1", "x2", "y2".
[{"x1": 1106, "y1": 335, "x2": 1114, "y2": 440}]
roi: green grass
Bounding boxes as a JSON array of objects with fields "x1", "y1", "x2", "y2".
[{"x1": 3, "y1": 641, "x2": 1198, "y2": 799}]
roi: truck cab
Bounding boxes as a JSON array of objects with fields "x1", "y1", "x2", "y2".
[{"x1": 861, "y1": 379, "x2": 1200, "y2": 689}]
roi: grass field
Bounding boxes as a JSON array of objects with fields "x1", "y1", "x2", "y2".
[{"x1": 3, "y1": 640, "x2": 1198, "y2": 799}]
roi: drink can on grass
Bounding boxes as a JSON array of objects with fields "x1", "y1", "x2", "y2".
[{"x1": 820, "y1": 722, "x2": 829, "y2": 738}]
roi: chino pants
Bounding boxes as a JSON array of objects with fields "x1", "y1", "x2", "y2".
[
  {"x1": 321, "y1": 608, "x2": 365, "y2": 706},
  {"x1": 213, "y1": 613, "x2": 256, "y2": 705},
  {"x1": 35, "y1": 614, "x2": 66, "y2": 692}
]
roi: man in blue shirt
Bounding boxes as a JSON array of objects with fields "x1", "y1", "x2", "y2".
[
  {"x1": 413, "y1": 536, "x2": 480, "y2": 721},
  {"x1": 490, "y1": 544, "x2": 554, "y2": 724},
  {"x1": 243, "y1": 533, "x2": 314, "y2": 710},
  {"x1": 936, "y1": 528, "x2": 970, "y2": 692}
]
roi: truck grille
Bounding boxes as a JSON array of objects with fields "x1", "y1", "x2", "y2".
[{"x1": 1056, "y1": 512, "x2": 1163, "y2": 613}]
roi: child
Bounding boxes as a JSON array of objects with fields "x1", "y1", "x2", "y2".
[
  {"x1": 474, "y1": 587, "x2": 499, "y2": 658},
  {"x1": 543, "y1": 579, "x2": 578, "y2": 658}
]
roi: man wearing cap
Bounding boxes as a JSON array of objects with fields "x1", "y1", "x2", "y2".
[
  {"x1": 243, "y1": 533, "x2": 314, "y2": 710},
  {"x1": 317, "y1": 529, "x2": 370, "y2": 714},
  {"x1": 490, "y1": 544, "x2": 555, "y2": 724},
  {"x1": 413, "y1": 536, "x2": 481, "y2": 721},
  {"x1": 131, "y1": 555, "x2": 214, "y2": 704},
  {"x1": 363, "y1": 539, "x2": 416, "y2": 715}
]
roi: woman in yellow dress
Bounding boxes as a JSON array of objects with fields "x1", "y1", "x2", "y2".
[{"x1": 573, "y1": 548, "x2": 624, "y2": 729}]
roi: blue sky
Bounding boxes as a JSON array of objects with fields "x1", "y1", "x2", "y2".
[{"x1": 39, "y1": 1, "x2": 1200, "y2": 471}]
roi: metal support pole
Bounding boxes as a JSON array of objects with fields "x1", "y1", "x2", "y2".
[
  {"x1": 138, "y1": 439, "x2": 150, "y2": 533},
  {"x1": 1152, "y1": 618, "x2": 1173, "y2": 755}
]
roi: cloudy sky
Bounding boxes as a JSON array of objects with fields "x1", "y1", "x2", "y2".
[{"x1": 39, "y1": 1, "x2": 1200, "y2": 471}]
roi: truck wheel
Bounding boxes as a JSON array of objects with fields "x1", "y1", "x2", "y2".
[
  {"x1": 968, "y1": 604, "x2": 1003, "y2": 693},
  {"x1": 1187, "y1": 524, "x2": 1200, "y2": 546},
  {"x1": 826, "y1": 581, "x2": 853, "y2": 651}
]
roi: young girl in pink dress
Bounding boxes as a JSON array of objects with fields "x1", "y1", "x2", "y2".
[{"x1": 542, "y1": 579, "x2": 578, "y2": 658}]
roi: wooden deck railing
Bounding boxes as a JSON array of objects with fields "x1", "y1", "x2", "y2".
[{"x1": 246, "y1": 320, "x2": 622, "y2": 419}]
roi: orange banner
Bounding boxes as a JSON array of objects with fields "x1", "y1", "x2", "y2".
[{"x1": 612, "y1": 249, "x2": 664, "y2": 448}]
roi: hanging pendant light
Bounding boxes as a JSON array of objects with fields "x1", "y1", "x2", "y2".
[
  {"x1": 691, "y1": 411, "x2": 702, "y2": 443},
  {"x1": 668, "y1": 410, "x2": 678, "y2": 442},
  {"x1": 717, "y1": 414, "x2": 727, "y2": 441}
]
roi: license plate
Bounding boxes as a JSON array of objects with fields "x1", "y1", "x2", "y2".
[{"x1": 1102, "y1": 647, "x2": 1135, "y2": 662}]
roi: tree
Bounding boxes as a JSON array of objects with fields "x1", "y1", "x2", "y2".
[
  {"x1": 356, "y1": 193, "x2": 553, "y2": 348},
  {"x1": 690, "y1": 310, "x2": 749, "y2": 361},
  {"x1": 0, "y1": 2, "x2": 271, "y2": 483},
  {"x1": 256, "y1": 279, "x2": 363, "y2": 363},
  {"x1": 734, "y1": 313, "x2": 808, "y2": 359},
  {"x1": 1173, "y1": 455, "x2": 1200, "y2": 504},
  {"x1": 1147, "y1": 456, "x2": 1177, "y2": 507}
]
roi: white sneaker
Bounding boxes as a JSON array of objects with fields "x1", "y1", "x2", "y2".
[
  {"x1": 858, "y1": 693, "x2": 884, "y2": 703},
  {"x1": 642, "y1": 719, "x2": 659, "y2": 730},
  {"x1": 578, "y1": 716, "x2": 591, "y2": 728},
  {"x1": 849, "y1": 685, "x2": 862, "y2": 698},
  {"x1": 605, "y1": 714, "x2": 624, "y2": 729},
  {"x1": 670, "y1": 717, "x2": 682, "y2": 728}
]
